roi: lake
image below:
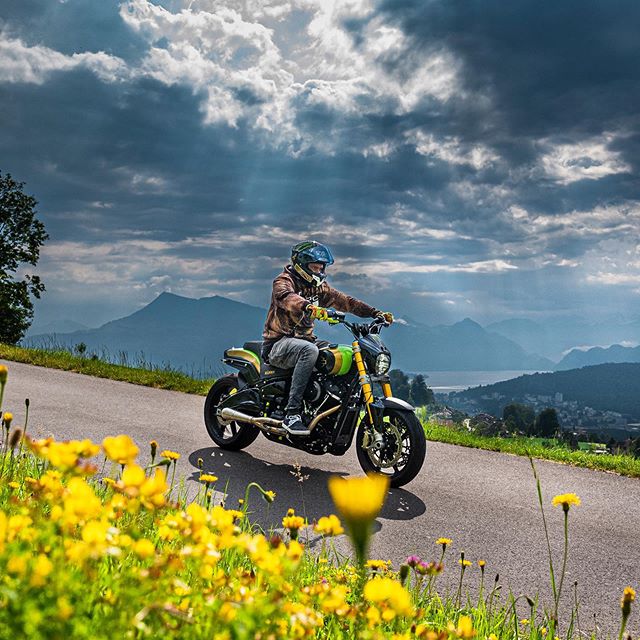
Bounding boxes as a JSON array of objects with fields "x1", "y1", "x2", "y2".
[{"x1": 407, "y1": 370, "x2": 549, "y2": 393}]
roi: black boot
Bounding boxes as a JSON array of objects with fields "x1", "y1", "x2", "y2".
[{"x1": 282, "y1": 413, "x2": 310, "y2": 436}]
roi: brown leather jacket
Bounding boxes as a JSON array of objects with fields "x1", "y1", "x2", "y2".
[{"x1": 262, "y1": 266, "x2": 379, "y2": 348}]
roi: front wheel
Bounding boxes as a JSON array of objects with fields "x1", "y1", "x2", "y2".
[
  {"x1": 356, "y1": 408, "x2": 426, "y2": 488},
  {"x1": 204, "y1": 374, "x2": 260, "y2": 450}
]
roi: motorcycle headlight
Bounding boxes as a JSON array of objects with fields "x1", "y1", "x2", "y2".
[{"x1": 375, "y1": 353, "x2": 391, "y2": 375}]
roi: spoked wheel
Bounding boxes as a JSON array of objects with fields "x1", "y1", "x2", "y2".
[
  {"x1": 356, "y1": 408, "x2": 426, "y2": 487},
  {"x1": 204, "y1": 374, "x2": 260, "y2": 450}
]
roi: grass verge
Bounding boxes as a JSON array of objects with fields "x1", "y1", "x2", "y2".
[
  {"x1": 0, "y1": 343, "x2": 214, "y2": 395},
  {"x1": 423, "y1": 421, "x2": 640, "y2": 478}
]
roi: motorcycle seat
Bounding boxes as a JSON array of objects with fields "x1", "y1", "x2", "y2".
[
  {"x1": 260, "y1": 362, "x2": 291, "y2": 378},
  {"x1": 243, "y1": 341, "x2": 263, "y2": 356}
]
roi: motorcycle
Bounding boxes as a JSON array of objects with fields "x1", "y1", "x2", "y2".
[{"x1": 203, "y1": 311, "x2": 426, "y2": 487}]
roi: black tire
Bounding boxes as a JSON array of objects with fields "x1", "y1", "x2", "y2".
[
  {"x1": 356, "y1": 408, "x2": 426, "y2": 488},
  {"x1": 204, "y1": 374, "x2": 260, "y2": 451}
]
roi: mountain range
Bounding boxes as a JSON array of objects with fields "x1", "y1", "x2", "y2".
[
  {"x1": 555, "y1": 344, "x2": 640, "y2": 370},
  {"x1": 25, "y1": 292, "x2": 553, "y2": 375}
]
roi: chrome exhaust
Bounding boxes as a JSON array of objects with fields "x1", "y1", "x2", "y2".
[
  {"x1": 219, "y1": 408, "x2": 286, "y2": 434},
  {"x1": 220, "y1": 404, "x2": 341, "y2": 436}
]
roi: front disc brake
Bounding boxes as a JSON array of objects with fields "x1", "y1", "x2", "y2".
[{"x1": 366, "y1": 420, "x2": 403, "y2": 469}]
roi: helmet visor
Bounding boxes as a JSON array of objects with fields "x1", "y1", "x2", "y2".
[{"x1": 305, "y1": 244, "x2": 334, "y2": 266}]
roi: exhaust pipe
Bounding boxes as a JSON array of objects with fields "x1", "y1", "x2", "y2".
[
  {"x1": 219, "y1": 404, "x2": 341, "y2": 435},
  {"x1": 219, "y1": 408, "x2": 285, "y2": 434}
]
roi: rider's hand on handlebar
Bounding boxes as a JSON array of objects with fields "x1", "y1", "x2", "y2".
[
  {"x1": 307, "y1": 304, "x2": 340, "y2": 323},
  {"x1": 375, "y1": 311, "x2": 394, "y2": 325}
]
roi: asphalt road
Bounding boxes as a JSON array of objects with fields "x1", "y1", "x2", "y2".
[{"x1": 2, "y1": 359, "x2": 638, "y2": 636}]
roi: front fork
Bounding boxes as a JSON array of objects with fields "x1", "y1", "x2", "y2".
[{"x1": 352, "y1": 341, "x2": 391, "y2": 433}]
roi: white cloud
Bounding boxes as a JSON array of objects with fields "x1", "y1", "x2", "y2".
[
  {"x1": 540, "y1": 133, "x2": 631, "y2": 184},
  {"x1": 412, "y1": 130, "x2": 499, "y2": 170},
  {"x1": 0, "y1": 35, "x2": 129, "y2": 84}
]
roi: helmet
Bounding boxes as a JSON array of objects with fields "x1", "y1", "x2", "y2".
[{"x1": 290, "y1": 241, "x2": 335, "y2": 287}]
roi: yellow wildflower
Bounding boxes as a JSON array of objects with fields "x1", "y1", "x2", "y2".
[
  {"x1": 57, "y1": 597, "x2": 74, "y2": 620},
  {"x1": 134, "y1": 538, "x2": 156, "y2": 559},
  {"x1": 102, "y1": 434, "x2": 139, "y2": 465},
  {"x1": 282, "y1": 514, "x2": 305, "y2": 531},
  {"x1": 199, "y1": 473, "x2": 218, "y2": 484},
  {"x1": 8, "y1": 481, "x2": 19, "y2": 490},
  {"x1": 160, "y1": 449, "x2": 180, "y2": 461},
  {"x1": 315, "y1": 514, "x2": 344, "y2": 537},
  {"x1": 436, "y1": 537, "x2": 452, "y2": 546},
  {"x1": 478, "y1": 559, "x2": 486, "y2": 568},
  {"x1": 30, "y1": 554, "x2": 54, "y2": 587},
  {"x1": 448, "y1": 615, "x2": 475, "y2": 639},
  {"x1": 2, "y1": 412, "x2": 13, "y2": 427},
  {"x1": 459, "y1": 559, "x2": 472, "y2": 567},
  {"x1": 366, "y1": 559, "x2": 392, "y2": 572},
  {"x1": 0, "y1": 365, "x2": 8, "y2": 384},
  {"x1": 328, "y1": 473, "x2": 389, "y2": 564},
  {"x1": 622, "y1": 586, "x2": 636, "y2": 617},
  {"x1": 7, "y1": 555, "x2": 27, "y2": 575},
  {"x1": 551, "y1": 493, "x2": 581, "y2": 511},
  {"x1": 364, "y1": 577, "x2": 413, "y2": 619},
  {"x1": 264, "y1": 490, "x2": 276, "y2": 503}
]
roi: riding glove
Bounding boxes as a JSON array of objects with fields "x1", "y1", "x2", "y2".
[
  {"x1": 376, "y1": 311, "x2": 394, "y2": 324},
  {"x1": 307, "y1": 305, "x2": 340, "y2": 323}
]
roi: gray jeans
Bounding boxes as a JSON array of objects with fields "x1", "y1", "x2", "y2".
[{"x1": 268, "y1": 337, "x2": 319, "y2": 414}]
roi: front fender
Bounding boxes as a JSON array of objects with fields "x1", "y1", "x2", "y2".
[{"x1": 382, "y1": 396, "x2": 415, "y2": 412}]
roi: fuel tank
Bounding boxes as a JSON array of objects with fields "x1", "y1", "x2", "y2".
[{"x1": 315, "y1": 344, "x2": 353, "y2": 376}]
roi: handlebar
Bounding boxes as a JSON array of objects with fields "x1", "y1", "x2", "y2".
[{"x1": 323, "y1": 309, "x2": 390, "y2": 337}]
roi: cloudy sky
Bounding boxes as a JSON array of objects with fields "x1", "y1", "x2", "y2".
[{"x1": 2, "y1": 0, "x2": 639, "y2": 329}]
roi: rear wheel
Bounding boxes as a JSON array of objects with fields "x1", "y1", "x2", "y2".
[
  {"x1": 204, "y1": 374, "x2": 260, "y2": 450},
  {"x1": 356, "y1": 408, "x2": 426, "y2": 487}
]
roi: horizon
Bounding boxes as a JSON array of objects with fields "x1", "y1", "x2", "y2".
[{"x1": 2, "y1": 1, "x2": 639, "y2": 330}]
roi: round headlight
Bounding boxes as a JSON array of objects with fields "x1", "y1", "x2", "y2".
[{"x1": 375, "y1": 353, "x2": 391, "y2": 375}]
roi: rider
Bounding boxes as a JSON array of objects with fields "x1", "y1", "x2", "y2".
[{"x1": 262, "y1": 241, "x2": 393, "y2": 435}]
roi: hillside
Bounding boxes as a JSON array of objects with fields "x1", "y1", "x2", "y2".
[
  {"x1": 25, "y1": 292, "x2": 552, "y2": 375},
  {"x1": 452, "y1": 363, "x2": 640, "y2": 419},
  {"x1": 555, "y1": 344, "x2": 640, "y2": 370}
]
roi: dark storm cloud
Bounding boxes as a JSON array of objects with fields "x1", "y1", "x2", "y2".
[{"x1": 1, "y1": 0, "x2": 148, "y2": 61}]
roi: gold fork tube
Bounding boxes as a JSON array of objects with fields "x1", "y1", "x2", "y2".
[{"x1": 352, "y1": 341, "x2": 374, "y2": 423}]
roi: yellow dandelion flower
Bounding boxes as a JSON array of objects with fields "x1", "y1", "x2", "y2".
[
  {"x1": 264, "y1": 490, "x2": 276, "y2": 503},
  {"x1": 459, "y1": 559, "x2": 472, "y2": 567},
  {"x1": 450, "y1": 615, "x2": 475, "y2": 639},
  {"x1": 102, "y1": 434, "x2": 139, "y2": 465},
  {"x1": 2, "y1": 412, "x2": 13, "y2": 427},
  {"x1": 551, "y1": 493, "x2": 581, "y2": 511},
  {"x1": 8, "y1": 481, "x2": 19, "y2": 490},
  {"x1": 134, "y1": 538, "x2": 156, "y2": 559},
  {"x1": 30, "y1": 554, "x2": 54, "y2": 587},
  {"x1": 436, "y1": 537, "x2": 452, "y2": 546},
  {"x1": 328, "y1": 473, "x2": 389, "y2": 563},
  {"x1": 622, "y1": 586, "x2": 636, "y2": 617},
  {"x1": 364, "y1": 576, "x2": 413, "y2": 618},
  {"x1": 282, "y1": 515, "x2": 305, "y2": 530},
  {"x1": 478, "y1": 559, "x2": 486, "y2": 568},
  {"x1": 199, "y1": 473, "x2": 218, "y2": 484},
  {"x1": 160, "y1": 449, "x2": 180, "y2": 461},
  {"x1": 314, "y1": 514, "x2": 344, "y2": 537},
  {"x1": 0, "y1": 365, "x2": 8, "y2": 384}
]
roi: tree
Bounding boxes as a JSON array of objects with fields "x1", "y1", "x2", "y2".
[
  {"x1": 388, "y1": 369, "x2": 411, "y2": 402},
  {"x1": 409, "y1": 374, "x2": 435, "y2": 407},
  {"x1": 0, "y1": 172, "x2": 48, "y2": 343},
  {"x1": 533, "y1": 408, "x2": 560, "y2": 438},
  {"x1": 502, "y1": 403, "x2": 535, "y2": 434}
]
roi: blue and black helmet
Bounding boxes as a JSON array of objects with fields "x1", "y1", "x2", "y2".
[{"x1": 291, "y1": 240, "x2": 335, "y2": 287}]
